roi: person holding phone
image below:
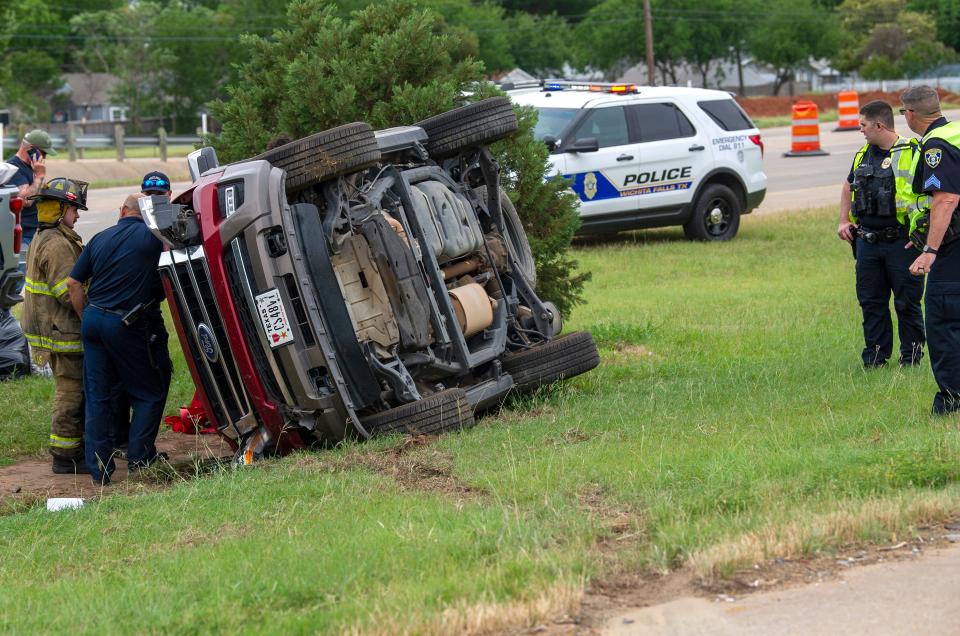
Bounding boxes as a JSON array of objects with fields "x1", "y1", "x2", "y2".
[{"x1": 6, "y1": 129, "x2": 57, "y2": 290}]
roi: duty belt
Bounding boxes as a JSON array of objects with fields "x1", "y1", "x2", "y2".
[
  {"x1": 88, "y1": 303, "x2": 127, "y2": 317},
  {"x1": 857, "y1": 226, "x2": 906, "y2": 244}
]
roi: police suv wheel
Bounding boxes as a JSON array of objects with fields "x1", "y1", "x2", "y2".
[{"x1": 684, "y1": 183, "x2": 741, "y2": 241}]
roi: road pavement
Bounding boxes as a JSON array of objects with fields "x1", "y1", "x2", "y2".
[
  {"x1": 75, "y1": 179, "x2": 191, "y2": 240},
  {"x1": 605, "y1": 544, "x2": 960, "y2": 635},
  {"x1": 755, "y1": 108, "x2": 960, "y2": 216}
]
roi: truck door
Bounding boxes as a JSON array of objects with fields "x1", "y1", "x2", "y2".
[
  {"x1": 628, "y1": 102, "x2": 708, "y2": 212},
  {"x1": 559, "y1": 105, "x2": 641, "y2": 219}
]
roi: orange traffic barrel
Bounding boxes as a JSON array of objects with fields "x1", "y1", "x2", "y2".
[
  {"x1": 783, "y1": 100, "x2": 829, "y2": 157},
  {"x1": 834, "y1": 90, "x2": 860, "y2": 131}
]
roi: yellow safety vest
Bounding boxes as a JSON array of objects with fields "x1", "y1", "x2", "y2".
[
  {"x1": 850, "y1": 136, "x2": 924, "y2": 226},
  {"x1": 908, "y1": 121, "x2": 960, "y2": 235}
]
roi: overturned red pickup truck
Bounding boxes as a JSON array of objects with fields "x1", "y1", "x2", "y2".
[{"x1": 141, "y1": 98, "x2": 599, "y2": 460}]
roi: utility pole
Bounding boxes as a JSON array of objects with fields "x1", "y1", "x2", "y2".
[{"x1": 643, "y1": 0, "x2": 655, "y2": 86}]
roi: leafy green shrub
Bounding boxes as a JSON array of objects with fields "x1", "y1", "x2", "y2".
[{"x1": 207, "y1": 0, "x2": 587, "y2": 313}]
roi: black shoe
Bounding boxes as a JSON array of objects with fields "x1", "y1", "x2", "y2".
[
  {"x1": 52, "y1": 456, "x2": 90, "y2": 475},
  {"x1": 864, "y1": 360, "x2": 888, "y2": 370},
  {"x1": 128, "y1": 451, "x2": 169, "y2": 473}
]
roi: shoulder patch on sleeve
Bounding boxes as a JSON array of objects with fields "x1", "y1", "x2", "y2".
[
  {"x1": 924, "y1": 174, "x2": 942, "y2": 190},
  {"x1": 925, "y1": 148, "x2": 942, "y2": 168}
]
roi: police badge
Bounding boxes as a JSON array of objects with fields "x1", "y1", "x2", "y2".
[
  {"x1": 583, "y1": 172, "x2": 598, "y2": 200},
  {"x1": 881, "y1": 157, "x2": 892, "y2": 169},
  {"x1": 925, "y1": 148, "x2": 942, "y2": 168}
]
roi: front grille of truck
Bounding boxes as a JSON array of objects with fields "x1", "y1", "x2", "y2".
[
  {"x1": 159, "y1": 246, "x2": 251, "y2": 428},
  {"x1": 222, "y1": 239, "x2": 290, "y2": 406}
]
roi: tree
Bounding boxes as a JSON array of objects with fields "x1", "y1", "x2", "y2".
[
  {"x1": 504, "y1": 12, "x2": 573, "y2": 76},
  {"x1": 209, "y1": 0, "x2": 587, "y2": 313},
  {"x1": 498, "y1": 0, "x2": 601, "y2": 17},
  {"x1": 153, "y1": 3, "x2": 243, "y2": 133},
  {"x1": 0, "y1": 0, "x2": 69, "y2": 120},
  {"x1": 908, "y1": 0, "x2": 960, "y2": 51},
  {"x1": 573, "y1": 0, "x2": 647, "y2": 80},
  {"x1": 70, "y1": 3, "x2": 176, "y2": 132},
  {"x1": 836, "y1": 0, "x2": 955, "y2": 78},
  {"x1": 746, "y1": 0, "x2": 841, "y2": 95}
]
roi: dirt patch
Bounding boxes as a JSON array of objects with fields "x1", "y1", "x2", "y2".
[
  {"x1": 0, "y1": 430, "x2": 233, "y2": 511},
  {"x1": 335, "y1": 435, "x2": 487, "y2": 503},
  {"x1": 738, "y1": 89, "x2": 960, "y2": 119}
]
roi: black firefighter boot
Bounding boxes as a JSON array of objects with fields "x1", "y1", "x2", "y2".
[{"x1": 52, "y1": 455, "x2": 90, "y2": 475}]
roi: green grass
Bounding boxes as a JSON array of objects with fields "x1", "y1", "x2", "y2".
[
  {"x1": 755, "y1": 109, "x2": 839, "y2": 129},
  {"x1": 70, "y1": 144, "x2": 196, "y2": 160},
  {"x1": 0, "y1": 307, "x2": 196, "y2": 460},
  {"x1": 1, "y1": 206, "x2": 959, "y2": 632}
]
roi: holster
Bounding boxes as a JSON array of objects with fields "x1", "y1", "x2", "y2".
[{"x1": 909, "y1": 210, "x2": 960, "y2": 249}]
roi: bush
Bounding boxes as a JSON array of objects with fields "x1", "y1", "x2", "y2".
[{"x1": 207, "y1": 0, "x2": 587, "y2": 314}]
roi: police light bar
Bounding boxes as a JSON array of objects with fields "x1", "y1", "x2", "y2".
[{"x1": 539, "y1": 80, "x2": 639, "y2": 94}]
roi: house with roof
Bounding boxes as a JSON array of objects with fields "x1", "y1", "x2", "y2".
[{"x1": 58, "y1": 73, "x2": 128, "y2": 123}]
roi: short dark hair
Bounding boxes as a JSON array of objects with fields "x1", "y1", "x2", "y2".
[{"x1": 859, "y1": 100, "x2": 894, "y2": 129}]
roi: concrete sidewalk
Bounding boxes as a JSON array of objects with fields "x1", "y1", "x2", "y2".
[{"x1": 605, "y1": 545, "x2": 960, "y2": 635}]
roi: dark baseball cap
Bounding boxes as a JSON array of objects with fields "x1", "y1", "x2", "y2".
[{"x1": 141, "y1": 171, "x2": 171, "y2": 194}]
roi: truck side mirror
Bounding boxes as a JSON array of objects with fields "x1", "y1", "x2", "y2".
[{"x1": 187, "y1": 147, "x2": 220, "y2": 182}]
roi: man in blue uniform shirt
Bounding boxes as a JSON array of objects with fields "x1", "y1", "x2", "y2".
[
  {"x1": 902, "y1": 86, "x2": 960, "y2": 414},
  {"x1": 66, "y1": 193, "x2": 172, "y2": 483}
]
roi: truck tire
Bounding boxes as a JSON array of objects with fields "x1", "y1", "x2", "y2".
[
  {"x1": 474, "y1": 186, "x2": 537, "y2": 287},
  {"x1": 253, "y1": 123, "x2": 381, "y2": 192},
  {"x1": 361, "y1": 388, "x2": 476, "y2": 437},
  {"x1": 417, "y1": 97, "x2": 518, "y2": 159},
  {"x1": 503, "y1": 331, "x2": 600, "y2": 390},
  {"x1": 683, "y1": 183, "x2": 741, "y2": 241}
]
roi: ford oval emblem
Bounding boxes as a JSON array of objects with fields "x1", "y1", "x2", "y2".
[{"x1": 197, "y1": 323, "x2": 219, "y2": 363}]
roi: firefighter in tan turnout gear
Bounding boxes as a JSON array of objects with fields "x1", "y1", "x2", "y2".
[{"x1": 22, "y1": 178, "x2": 88, "y2": 474}]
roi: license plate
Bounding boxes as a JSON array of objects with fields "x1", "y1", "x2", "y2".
[{"x1": 255, "y1": 288, "x2": 295, "y2": 349}]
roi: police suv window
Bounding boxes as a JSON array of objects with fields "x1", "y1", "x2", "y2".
[
  {"x1": 532, "y1": 107, "x2": 579, "y2": 141},
  {"x1": 697, "y1": 99, "x2": 754, "y2": 131},
  {"x1": 631, "y1": 103, "x2": 696, "y2": 142},
  {"x1": 573, "y1": 106, "x2": 629, "y2": 148}
]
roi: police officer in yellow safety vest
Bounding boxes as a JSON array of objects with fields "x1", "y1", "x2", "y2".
[
  {"x1": 902, "y1": 86, "x2": 960, "y2": 414},
  {"x1": 837, "y1": 100, "x2": 925, "y2": 369},
  {"x1": 22, "y1": 178, "x2": 88, "y2": 474}
]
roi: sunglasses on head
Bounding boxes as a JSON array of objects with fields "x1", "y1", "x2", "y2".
[{"x1": 143, "y1": 177, "x2": 169, "y2": 189}]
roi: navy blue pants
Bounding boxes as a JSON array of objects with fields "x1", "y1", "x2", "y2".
[
  {"x1": 82, "y1": 307, "x2": 172, "y2": 482},
  {"x1": 925, "y1": 282, "x2": 960, "y2": 413},
  {"x1": 855, "y1": 236, "x2": 925, "y2": 366}
]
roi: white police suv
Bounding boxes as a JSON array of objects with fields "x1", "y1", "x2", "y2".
[{"x1": 506, "y1": 81, "x2": 767, "y2": 240}]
